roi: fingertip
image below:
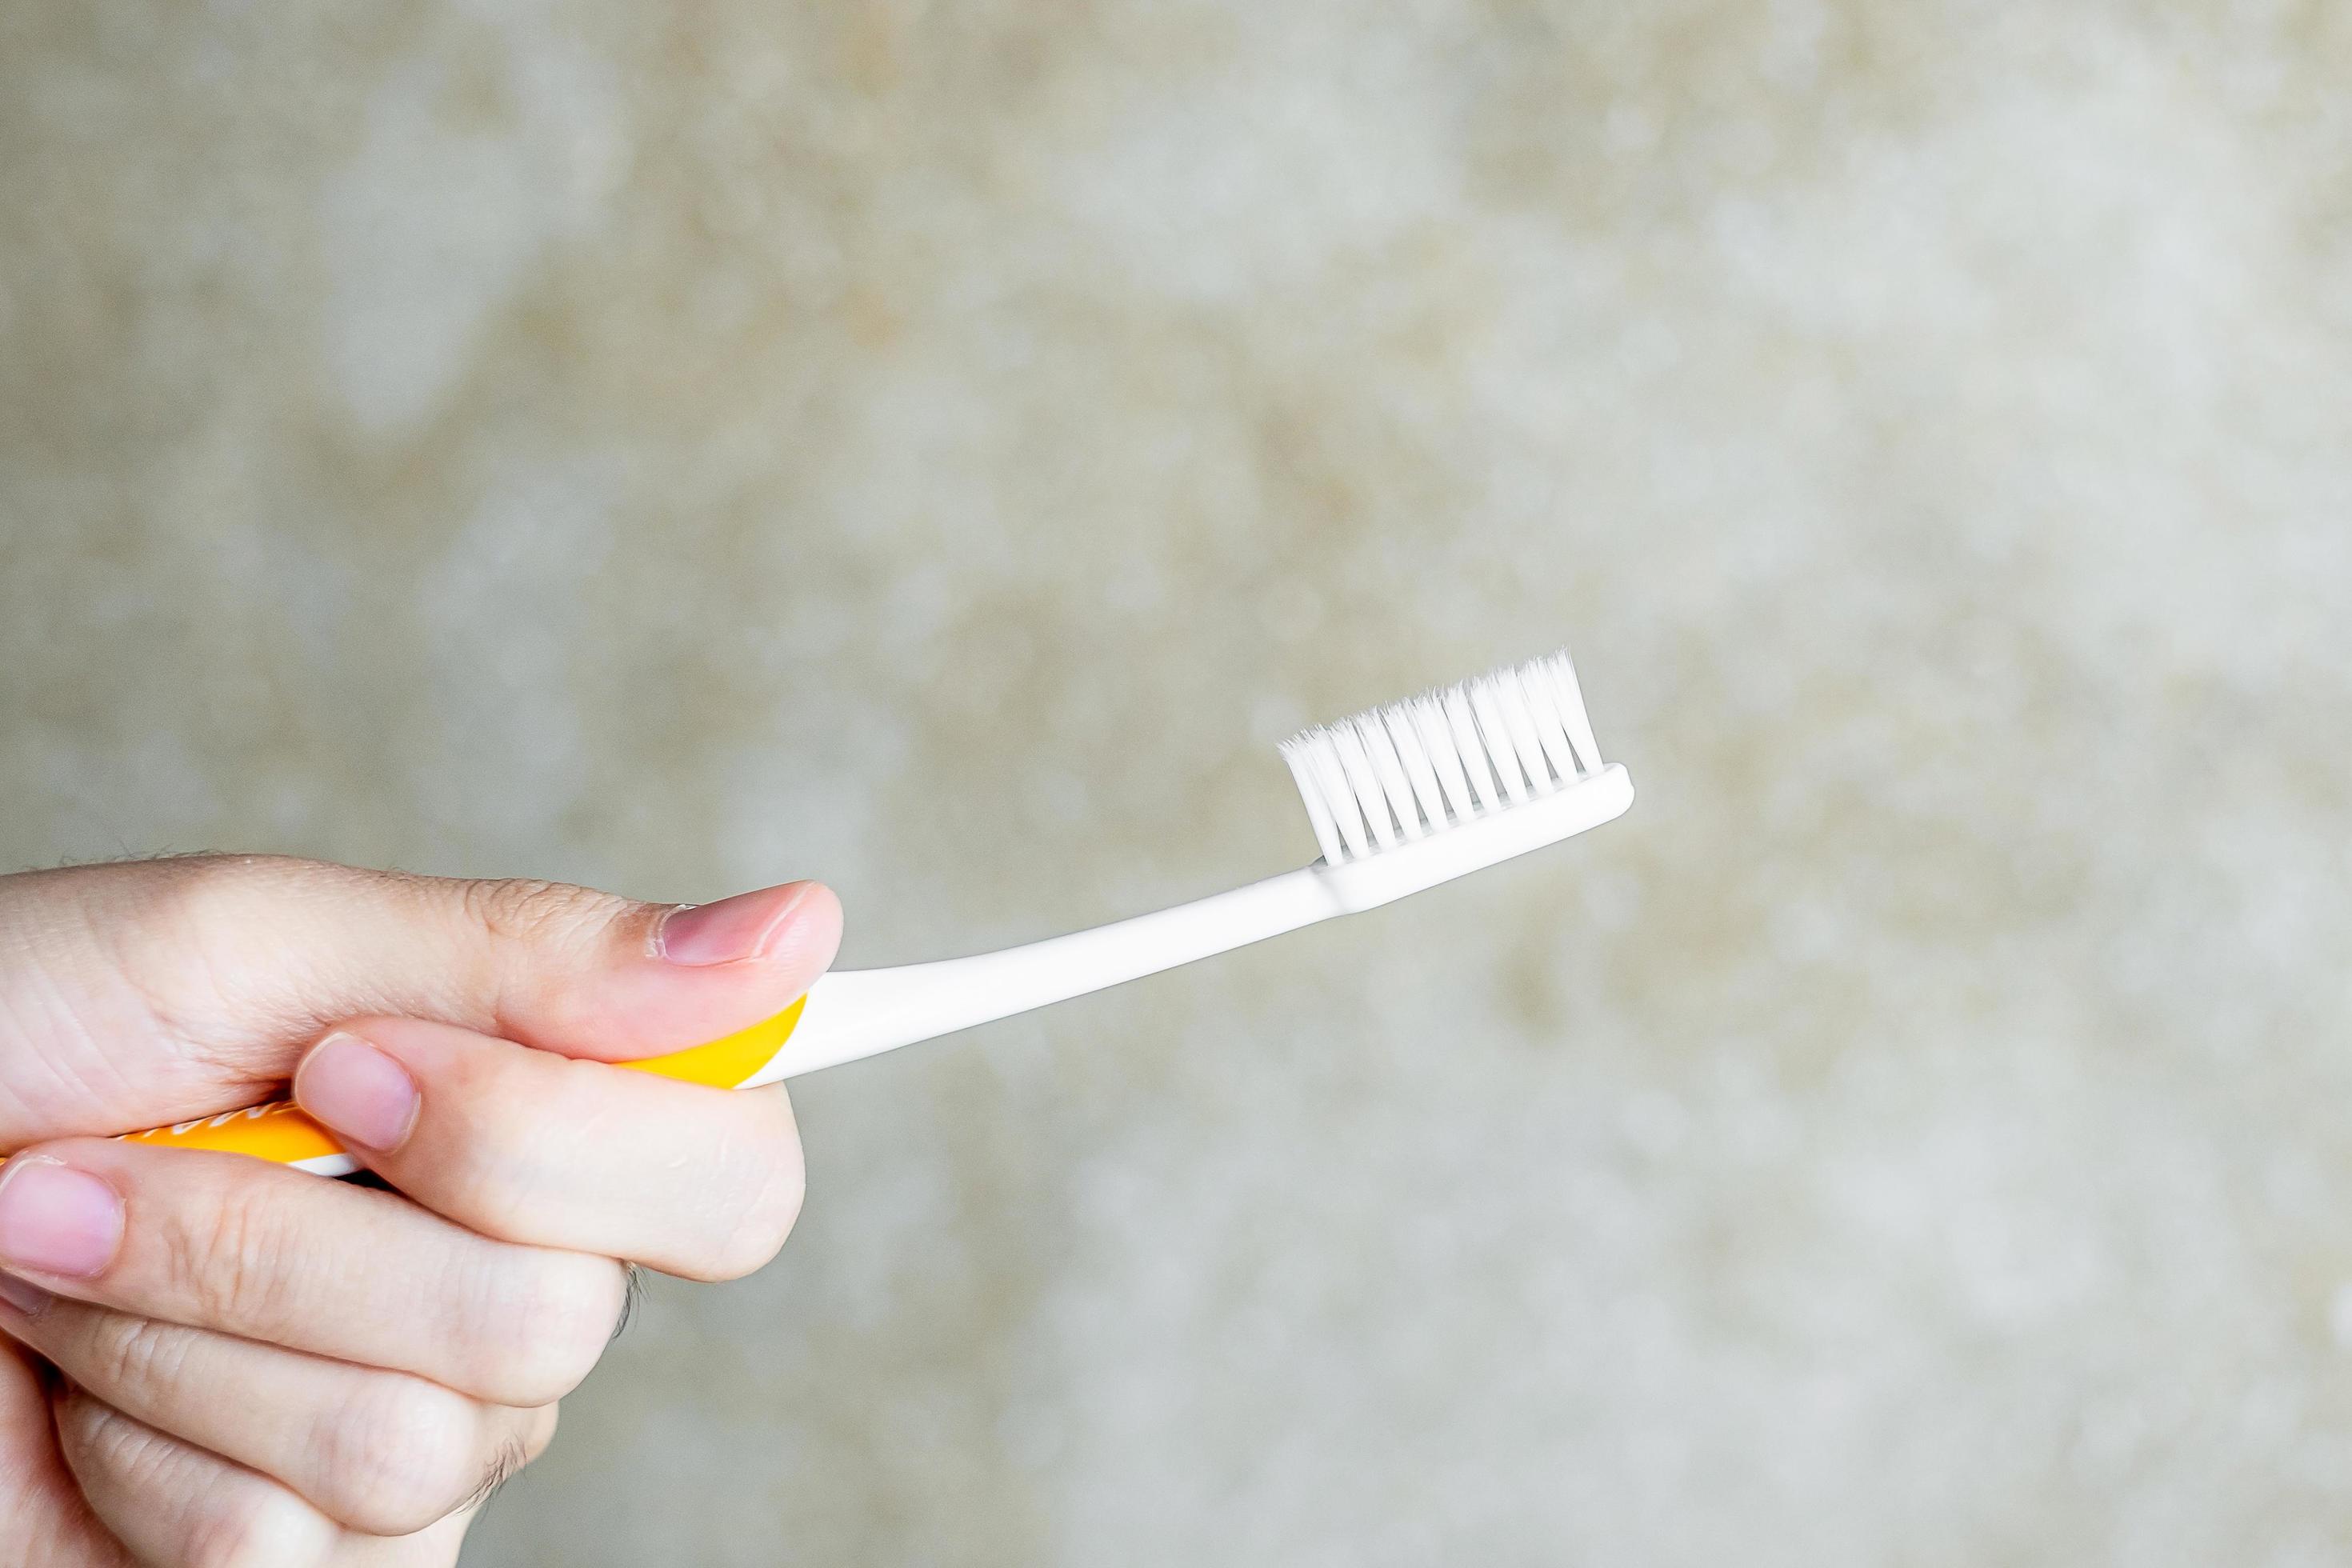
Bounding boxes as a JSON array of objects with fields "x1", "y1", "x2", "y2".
[
  {"x1": 0, "y1": 1151, "x2": 126, "y2": 1283},
  {"x1": 483, "y1": 878, "x2": 846, "y2": 1064},
  {"x1": 770, "y1": 880, "x2": 843, "y2": 984},
  {"x1": 650, "y1": 880, "x2": 839, "y2": 970},
  {"x1": 291, "y1": 1031, "x2": 422, "y2": 1154}
]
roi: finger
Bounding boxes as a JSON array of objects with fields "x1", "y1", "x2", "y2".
[
  {"x1": 0, "y1": 1334, "x2": 133, "y2": 1567},
  {"x1": 0, "y1": 857, "x2": 842, "y2": 1146},
  {"x1": 0, "y1": 1138, "x2": 627, "y2": 1407},
  {"x1": 293, "y1": 1017, "x2": 805, "y2": 1280},
  {"x1": 2, "y1": 1286, "x2": 557, "y2": 1537},
  {"x1": 53, "y1": 1384, "x2": 343, "y2": 1567}
]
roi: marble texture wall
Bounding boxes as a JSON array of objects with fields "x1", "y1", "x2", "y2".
[{"x1": 7, "y1": 1, "x2": 2352, "y2": 1562}]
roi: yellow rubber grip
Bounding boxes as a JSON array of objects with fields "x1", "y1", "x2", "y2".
[{"x1": 43, "y1": 996, "x2": 810, "y2": 1172}]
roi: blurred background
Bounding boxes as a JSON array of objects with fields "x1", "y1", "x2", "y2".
[{"x1": 6, "y1": 0, "x2": 2352, "y2": 1562}]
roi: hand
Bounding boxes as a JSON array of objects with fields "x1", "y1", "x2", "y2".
[{"x1": 0, "y1": 855, "x2": 841, "y2": 1566}]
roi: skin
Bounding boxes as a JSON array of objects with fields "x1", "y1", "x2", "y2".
[{"x1": 0, "y1": 855, "x2": 843, "y2": 1566}]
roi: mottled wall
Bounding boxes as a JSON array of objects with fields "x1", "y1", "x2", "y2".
[{"x1": 8, "y1": 1, "x2": 2352, "y2": 1562}]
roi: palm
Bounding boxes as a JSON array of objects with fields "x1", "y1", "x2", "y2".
[{"x1": 0, "y1": 864, "x2": 320, "y2": 1153}]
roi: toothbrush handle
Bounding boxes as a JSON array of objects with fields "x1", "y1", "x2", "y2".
[
  {"x1": 62, "y1": 865, "x2": 1348, "y2": 1178},
  {"x1": 75, "y1": 995, "x2": 815, "y2": 1179}
]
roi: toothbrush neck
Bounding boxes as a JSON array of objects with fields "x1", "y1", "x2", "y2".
[{"x1": 801, "y1": 866, "x2": 1343, "y2": 1068}]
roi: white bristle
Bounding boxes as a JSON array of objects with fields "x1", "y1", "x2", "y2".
[{"x1": 1277, "y1": 649, "x2": 1610, "y2": 866}]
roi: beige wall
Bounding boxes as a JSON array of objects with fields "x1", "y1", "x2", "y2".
[{"x1": 8, "y1": 2, "x2": 2352, "y2": 1562}]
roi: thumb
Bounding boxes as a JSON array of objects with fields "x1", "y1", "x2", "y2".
[{"x1": 0, "y1": 855, "x2": 842, "y2": 1147}]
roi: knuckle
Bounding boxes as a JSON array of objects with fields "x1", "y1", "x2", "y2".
[
  {"x1": 452, "y1": 1173, "x2": 539, "y2": 1247},
  {"x1": 461, "y1": 877, "x2": 624, "y2": 950},
  {"x1": 485, "y1": 1254, "x2": 626, "y2": 1405},
  {"x1": 62, "y1": 1390, "x2": 154, "y2": 1480},
  {"x1": 115, "y1": 856, "x2": 310, "y2": 1019},
  {"x1": 87, "y1": 1312, "x2": 192, "y2": 1405},
  {"x1": 154, "y1": 856, "x2": 343, "y2": 954},
  {"x1": 426, "y1": 1049, "x2": 568, "y2": 1239},
  {"x1": 173, "y1": 1174, "x2": 306, "y2": 1334},
  {"x1": 316, "y1": 1379, "x2": 484, "y2": 1535},
  {"x1": 146, "y1": 853, "x2": 303, "y2": 915},
  {"x1": 66, "y1": 1394, "x2": 329, "y2": 1568},
  {"x1": 442, "y1": 1126, "x2": 561, "y2": 1248},
  {"x1": 698, "y1": 1117, "x2": 806, "y2": 1281}
]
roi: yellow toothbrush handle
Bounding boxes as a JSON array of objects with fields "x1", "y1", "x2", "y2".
[{"x1": 60, "y1": 996, "x2": 810, "y2": 1175}]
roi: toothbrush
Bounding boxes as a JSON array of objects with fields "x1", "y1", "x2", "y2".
[{"x1": 108, "y1": 649, "x2": 1634, "y2": 1177}]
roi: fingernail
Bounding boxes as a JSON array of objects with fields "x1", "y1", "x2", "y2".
[
  {"x1": 0, "y1": 1157, "x2": 124, "y2": 1279},
  {"x1": 0, "y1": 1270, "x2": 50, "y2": 1318},
  {"x1": 654, "y1": 882, "x2": 814, "y2": 967},
  {"x1": 294, "y1": 1032, "x2": 421, "y2": 1153}
]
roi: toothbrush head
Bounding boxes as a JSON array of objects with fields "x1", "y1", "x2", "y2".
[{"x1": 1278, "y1": 650, "x2": 1634, "y2": 907}]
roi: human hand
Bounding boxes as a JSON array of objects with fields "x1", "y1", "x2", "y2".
[{"x1": 0, "y1": 855, "x2": 841, "y2": 1565}]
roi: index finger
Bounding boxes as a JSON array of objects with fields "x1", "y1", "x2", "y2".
[{"x1": 292, "y1": 1017, "x2": 809, "y2": 1282}]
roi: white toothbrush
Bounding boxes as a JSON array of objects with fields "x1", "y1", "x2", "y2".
[{"x1": 114, "y1": 649, "x2": 1634, "y2": 1176}]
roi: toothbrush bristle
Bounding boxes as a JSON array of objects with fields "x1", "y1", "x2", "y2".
[{"x1": 1278, "y1": 650, "x2": 1607, "y2": 866}]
